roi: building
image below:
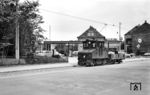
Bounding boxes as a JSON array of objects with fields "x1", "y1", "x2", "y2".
[
  {"x1": 106, "y1": 39, "x2": 122, "y2": 51},
  {"x1": 77, "y1": 26, "x2": 122, "y2": 51},
  {"x1": 77, "y1": 26, "x2": 105, "y2": 41},
  {"x1": 77, "y1": 26, "x2": 106, "y2": 51},
  {"x1": 43, "y1": 26, "x2": 122, "y2": 55},
  {"x1": 44, "y1": 40, "x2": 81, "y2": 56},
  {"x1": 125, "y1": 21, "x2": 150, "y2": 54},
  {"x1": 44, "y1": 41, "x2": 81, "y2": 51}
]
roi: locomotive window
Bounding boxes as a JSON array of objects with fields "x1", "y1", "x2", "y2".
[
  {"x1": 99, "y1": 42, "x2": 104, "y2": 47},
  {"x1": 83, "y1": 43, "x2": 88, "y2": 47},
  {"x1": 99, "y1": 43, "x2": 102, "y2": 47},
  {"x1": 93, "y1": 43, "x2": 96, "y2": 47}
]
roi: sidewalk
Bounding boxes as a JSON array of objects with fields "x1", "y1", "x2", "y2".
[
  {"x1": 0, "y1": 57, "x2": 149, "y2": 73},
  {"x1": 0, "y1": 57, "x2": 78, "y2": 73},
  {"x1": 123, "y1": 56, "x2": 150, "y2": 62},
  {"x1": 0, "y1": 63, "x2": 74, "y2": 73}
]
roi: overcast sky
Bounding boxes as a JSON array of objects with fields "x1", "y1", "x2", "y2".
[{"x1": 27, "y1": 0, "x2": 150, "y2": 41}]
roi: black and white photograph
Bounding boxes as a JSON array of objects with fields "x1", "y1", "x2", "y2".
[{"x1": 0, "y1": 0, "x2": 150, "y2": 95}]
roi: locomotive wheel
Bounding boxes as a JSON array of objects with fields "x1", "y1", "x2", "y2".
[
  {"x1": 113, "y1": 60, "x2": 116, "y2": 64},
  {"x1": 102, "y1": 59, "x2": 107, "y2": 65},
  {"x1": 110, "y1": 60, "x2": 115, "y2": 64},
  {"x1": 106, "y1": 59, "x2": 111, "y2": 64},
  {"x1": 106, "y1": 58, "x2": 110, "y2": 64},
  {"x1": 95, "y1": 59, "x2": 103, "y2": 65},
  {"x1": 92, "y1": 59, "x2": 97, "y2": 66},
  {"x1": 86, "y1": 60, "x2": 94, "y2": 67},
  {"x1": 118, "y1": 59, "x2": 122, "y2": 64}
]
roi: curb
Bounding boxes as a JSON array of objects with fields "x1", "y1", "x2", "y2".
[
  {"x1": 123, "y1": 57, "x2": 150, "y2": 62},
  {"x1": 0, "y1": 63, "x2": 73, "y2": 73}
]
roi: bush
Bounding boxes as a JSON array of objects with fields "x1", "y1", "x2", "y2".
[
  {"x1": 0, "y1": 58, "x2": 26, "y2": 66},
  {"x1": 25, "y1": 55, "x2": 68, "y2": 64},
  {"x1": 52, "y1": 55, "x2": 61, "y2": 58},
  {"x1": 0, "y1": 56, "x2": 68, "y2": 66}
]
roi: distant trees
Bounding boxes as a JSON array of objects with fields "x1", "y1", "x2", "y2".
[{"x1": 0, "y1": 0, "x2": 44, "y2": 57}]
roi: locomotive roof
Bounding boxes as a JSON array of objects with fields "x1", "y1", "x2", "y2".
[{"x1": 79, "y1": 49, "x2": 96, "y2": 53}]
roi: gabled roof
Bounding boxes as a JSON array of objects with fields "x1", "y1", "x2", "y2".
[
  {"x1": 77, "y1": 26, "x2": 105, "y2": 39},
  {"x1": 125, "y1": 21, "x2": 150, "y2": 36},
  {"x1": 125, "y1": 25, "x2": 140, "y2": 35}
]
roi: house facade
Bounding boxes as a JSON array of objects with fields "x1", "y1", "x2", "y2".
[
  {"x1": 77, "y1": 26, "x2": 121, "y2": 51},
  {"x1": 125, "y1": 21, "x2": 150, "y2": 54},
  {"x1": 77, "y1": 26, "x2": 106, "y2": 51},
  {"x1": 77, "y1": 26, "x2": 105, "y2": 41}
]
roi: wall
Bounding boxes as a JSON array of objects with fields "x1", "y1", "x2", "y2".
[
  {"x1": 132, "y1": 33, "x2": 150, "y2": 54},
  {"x1": 78, "y1": 43, "x2": 83, "y2": 51}
]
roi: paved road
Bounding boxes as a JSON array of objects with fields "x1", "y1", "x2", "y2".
[{"x1": 0, "y1": 59, "x2": 150, "y2": 95}]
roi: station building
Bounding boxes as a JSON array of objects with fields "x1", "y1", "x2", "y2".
[
  {"x1": 77, "y1": 26, "x2": 121, "y2": 51},
  {"x1": 124, "y1": 21, "x2": 150, "y2": 54},
  {"x1": 43, "y1": 26, "x2": 122, "y2": 55}
]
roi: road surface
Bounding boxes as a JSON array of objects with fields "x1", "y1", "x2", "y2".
[{"x1": 0, "y1": 58, "x2": 149, "y2": 95}]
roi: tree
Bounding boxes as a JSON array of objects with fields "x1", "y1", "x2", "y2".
[
  {"x1": 19, "y1": 0, "x2": 45, "y2": 57},
  {"x1": 0, "y1": 0, "x2": 16, "y2": 57},
  {"x1": 0, "y1": 0, "x2": 45, "y2": 57}
]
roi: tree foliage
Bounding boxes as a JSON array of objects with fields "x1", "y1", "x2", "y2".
[{"x1": 0, "y1": 0, "x2": 45, "y2": 57}]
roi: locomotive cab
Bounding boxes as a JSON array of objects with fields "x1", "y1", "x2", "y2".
[{"x1": 78, "y1": 39, "x2": 108, "y2": 66}]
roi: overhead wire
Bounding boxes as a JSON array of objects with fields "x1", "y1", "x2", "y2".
[
  {"x1": 39, "y1": 8, "x2": 119, "y2": 27},
  {"x1": 39, "y1": 8, "x2": 130, "y2": 35}
]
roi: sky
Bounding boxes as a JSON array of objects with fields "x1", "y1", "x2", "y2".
[{"x1": 21, "y1": 0, "x2": 150, "y2": 41}]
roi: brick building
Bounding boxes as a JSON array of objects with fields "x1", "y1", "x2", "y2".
[{"x1": 125, "y1": 21, "x2": 150, "y2": 54}]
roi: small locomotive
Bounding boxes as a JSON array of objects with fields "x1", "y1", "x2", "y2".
[{"x1": 78, "y1": 39, "x2": 125, "y2": 66}]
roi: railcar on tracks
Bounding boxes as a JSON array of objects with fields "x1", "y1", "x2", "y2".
[{"x1": 78, "y1": 39, "x2": 125, "y2": 66}]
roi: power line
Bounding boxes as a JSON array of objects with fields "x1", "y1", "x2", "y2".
[
  {"x1": 100, "y1": 24, "x2": 107, "y2": 32},
  {"x1": 39, "y1": 8, "x2": 119, "y2": 27},
  {"x1": 39, "y1": 8, "x2": 130, "y2": 33}
]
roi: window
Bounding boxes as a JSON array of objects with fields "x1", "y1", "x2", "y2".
[
  {"x1": 47, "y1": 44, "x2": 51, "y2": 51},
  {"x1": 87, "y1": 31, "x2": 94, "y2": 36},
  {"x1": 93, "y1": 43, "x2": 95, "y2": 47}
]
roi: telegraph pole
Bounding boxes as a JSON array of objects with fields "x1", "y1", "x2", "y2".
[
  {"x1": 119, "y1": 22, "x2": 122, "y2": 41},
  {"x1": 15, "y1": 0, "x2": 19, "y2": 60},
  {"x1": 119, "y1": 22, "x2": 122, "y2": 51},
  {"x1": 49, "y1": 25, "x2": 51, "y2": 41}
]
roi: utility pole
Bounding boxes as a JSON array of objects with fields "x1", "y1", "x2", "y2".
[
  {"x1": 15, "y1": 0, "x2": 19, "y2": 60},
  {"x1": 119, "y1": 22, "x2": 122, "y2": 41},
  {"x1": 118, "y1": 22, "x2": 122, "y2": 51},
  {"x1": 49, "y1": 25, "x2": 51, "y2": 41}
]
